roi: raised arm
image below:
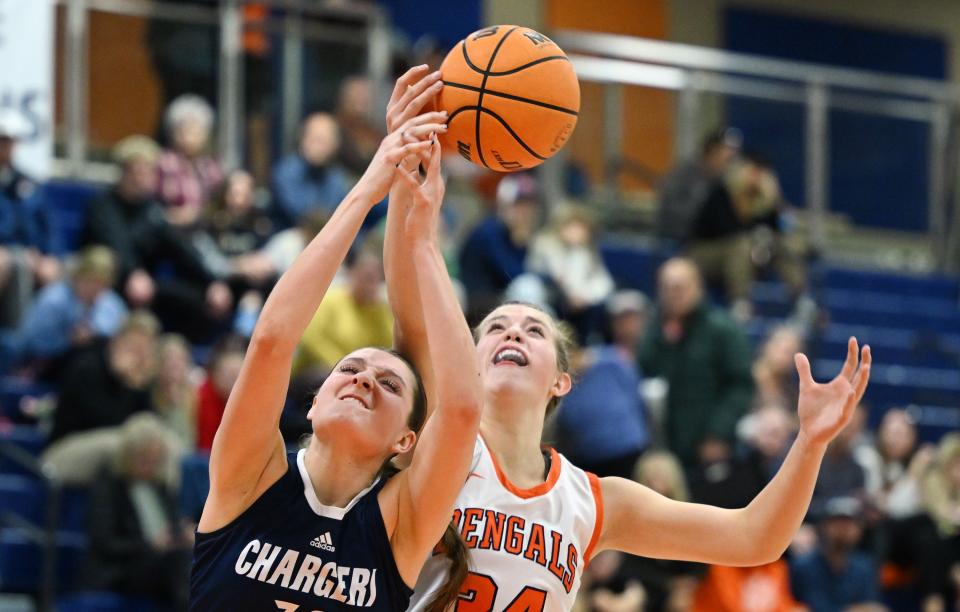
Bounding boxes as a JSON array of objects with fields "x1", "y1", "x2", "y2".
[
  {"x1": 596, "y1": 338, "x2": 871, "y2": 566},
  {"x1": 383, "y1": 66, "x2": 445, "y2": 409},
  {"x1": 199, "y1": 114, "x2": 445, "y2": 531},
  {"x1": 381, "y1": 141, "x2": 483, "y2": 583}
]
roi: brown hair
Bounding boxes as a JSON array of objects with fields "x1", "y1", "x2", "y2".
[{"x1": 474, "y1": 301, "x2": 577, "y2": 416}]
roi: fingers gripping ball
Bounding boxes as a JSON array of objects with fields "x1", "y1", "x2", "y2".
[{"x1": 437, "y1": 25, "x2": 580, "y2": 172}]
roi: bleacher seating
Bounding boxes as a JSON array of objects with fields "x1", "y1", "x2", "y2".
[{"x1": 56, "y1": 592, "x2": 160, "y2": 612}]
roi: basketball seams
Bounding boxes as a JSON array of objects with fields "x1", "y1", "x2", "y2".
[
  {"x1": 487, "y1": 55, "x2": 569, "y2": 76},
  {"x1": 474, "y1": 26, "x2": 520, "y2": 169},
  {"x1": 450, "y1": 26, "x2": 577, "y2": 170},
  {"x1": 461, "y1": 44, "x2": 568, "y2": 77},
  {"x1": 446, "y1": 105, "x2": 547, "y2": 162},
  {"x1": 479, "y1": 107, "x2": 548, "y2": 161},
  {"x1": 442, "y1": 80, "x2": 579, "y2": 116}
]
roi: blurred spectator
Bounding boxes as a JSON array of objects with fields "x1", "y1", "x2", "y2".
[
  {"x1": 152, "y1": 333, "x2": 198, "y2": 448},
  {"x1": 200, "y1": 169, "x2": 274, "y2": 268},
  {"x1": 864, "y1": 409, "x2": 941, "y2": 610},
  {"x1": 261, "y1": 209, "x2": 330, "y2": 275},
  {"x1": 195, "y1": 334, "x2": 247, "y2": 451},
  {"x1": 194, "y1": 169, "x2": 277, "y2": 330},
  {"x1": 82, "y1": 136, "x2": 233, "y2": 342},
  {"x1": 16, "y1": 245, "x2": 127, "y2": 377},
  {"x1": 688, "y1": 155, "x2": 811, "y2": 324},
  {"x1": 656, "y1": 128, "x2": 741, "y2": 243},
  {"x1": 638, "y1": 258, "x2": 754, "y2": 468},
  {"x1": 81, "y1": 413, "x2": 191, "y2": 609},
  {"x1": 335, "y1": 75, "x2": 385, "y2": 176},
  {"x1": 631, "y1": 451, "x2": 703, "y2": 612},
  {"x1": 156, "y1": 94, "x2": 224, "y2": 227},
  {"x1": 526, "y1": 206, "x2": 615, "y2": 343},
  {"x1": 692, "y1": 560, "x2": 801, "y2": 612},
  {"x1": 574, "y1": 551, "x2": 647, "y2": 612},
  {"x1": 752, "y1": 325, "x2": 804, "y2": 411},
  {"x1": 555, "y1": 290, "x2": 650, "y2": 478},
  {"x1": 739, "y1": 405, "x2": 797, "y2": 483},
  {"x1": 271, "y1": 112, "x2": 351, "y2": 227},
  {"x1": 0, "y1": 108, "x2": 60, "y2": 329},
  {"x1": 459, "y1": 174, "x2": 541, "y2": 323},
  {"x1": 808, "y1": 417, "x2": 867, "y2": 522},
  {"x1": 923, "y1": 433, "x2": 960, "y2": 607},
  {"x1": 49, "y1": 311, "x2": 160, "y2": 445},
  {"x1": 790, "y1": 497, "x2": 885, "y2": 612},
  {"x1": 292, "y1": 243, "x2": 393, "y2": 378}
]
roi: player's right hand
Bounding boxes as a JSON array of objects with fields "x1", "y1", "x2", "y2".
[
  {"x1": 386, "y1": 65, "x2": 443, "y2": 132},
  {"x1": 355, "y1": 113, "x2": 447, "y2": 205}
]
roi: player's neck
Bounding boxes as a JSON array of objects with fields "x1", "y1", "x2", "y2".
[
  {"x1": 303, "y1": 438, "x2": 381, "y2": 508},
  {"x1": 481, "y1": 403, "x2": 548, "y2": 488}
]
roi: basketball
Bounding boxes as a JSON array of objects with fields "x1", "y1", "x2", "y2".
[{"x1": 437, "y1": 25, "x2": 580, "y2": 172}]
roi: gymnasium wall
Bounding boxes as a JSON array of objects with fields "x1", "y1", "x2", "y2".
[
  {"x1": 668, "y1": 0, "x2": 960, "y2": 81},
  {"x1": 544, "y1": 0, "x2": 673, "y2": 189}
]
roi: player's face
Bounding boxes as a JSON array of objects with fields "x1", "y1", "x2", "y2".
[
  {"x1": 309, "y1": 348, "x2": 418, "y2": 458},
  {"x1": 475, "y1": 304, "x2": 569, "y2": 411}
]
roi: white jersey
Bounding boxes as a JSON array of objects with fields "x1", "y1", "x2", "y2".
[{"x1": 408, "y1": 435, "x2": 603, "y2": 612}]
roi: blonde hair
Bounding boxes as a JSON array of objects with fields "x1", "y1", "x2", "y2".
[
  {"x1": 72, "y1": 245, "x2": 118, "y2": 284},
  {"x1": 548, "y1": 204, "x2": 599, "y2": 243},
  {"x1": 634, "y1": 450, "x2": 689, "y2": 503},
  {"x1": 113, "y1": 135, "x2": 161, "y2": 166},
  {"x1": 113, "y1": 412, "x2": 171, "y2": 481},
  {"x1": 118, "y1": 310, "x2": 161, "y2": 339},
  {"x1": 937, "y1": 432, "x2": 960, "y2": 467}
]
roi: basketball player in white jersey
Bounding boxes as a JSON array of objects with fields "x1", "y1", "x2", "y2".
[{"x1": 385, "y1": 67, "x2": 872, "y2": 612}]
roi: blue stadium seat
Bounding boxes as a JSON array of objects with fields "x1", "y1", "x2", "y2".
[
  {"x1": 180, "y1": 453, "x2": 211, "y2": 523},
  {"x1": 0, "y1": 474, "x2": 46, "y2": 524},
  {"x1": 600, "y1": 242, "x2": 667, "y2": 294},
  {"x1": 822, "y1": 266, "x2": 959, "y2": 302},
  {"x1": 44, "y1": 180, "x2": 98, "y2": 256},
  {"x1": 0, "y1": 426, "x2": 47, "y2": 476},
  {"x1": 56, "y1": 592, "x2": 160, "y2": 612},
  {"x1": 0, "y1": 528, "x2": 86, "y2": 593}
]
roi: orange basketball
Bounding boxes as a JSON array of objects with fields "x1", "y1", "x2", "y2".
[{"x1": 437, "y1": 25, "x2": 580, "y2": 172}]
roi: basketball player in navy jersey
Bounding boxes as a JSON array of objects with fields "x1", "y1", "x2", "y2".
[{"x1": 190, "y1": 70, "x2": 480, "y2": 611}]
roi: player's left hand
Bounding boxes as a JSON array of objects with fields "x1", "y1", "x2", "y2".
[
  {"x1": 395, "y1": 139, "x2": 444, "y2": 242},
  {"x1": 356, "y1": 113, "x2": 447, "y2": 205},
  {"x1": 794, "y1": 337, "x2": 871, "y2": 447}
]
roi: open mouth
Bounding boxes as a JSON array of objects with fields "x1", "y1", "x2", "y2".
[
  {"x1": 493, "y1": 347, "x2": 528, "y2": 367},
  {"x1": 339, "y1": 394, "x2": 370, "y2": 410}
]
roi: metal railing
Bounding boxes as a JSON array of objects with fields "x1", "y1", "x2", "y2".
[
  {"x1": 552, "y1": 31, "x2": 960, "y2": 263},
  {"x1": 53, "y1": 0, "x2": 392, "y2": 177},
  {"x1": 0, "y1": 442, "x2": 61, "y2": 612}
]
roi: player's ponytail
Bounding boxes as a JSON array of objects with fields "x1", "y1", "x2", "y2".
[{"x1": 423, "y1": 524, "x2": 469, "y2": 612}]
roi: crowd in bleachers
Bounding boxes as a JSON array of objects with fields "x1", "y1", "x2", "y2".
[{"x1": 1, "y1": 64, "x2": 960, "y2": 612}]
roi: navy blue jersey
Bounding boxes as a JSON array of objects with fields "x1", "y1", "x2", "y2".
[{"x1": 190, "y1": 450, "x2": 412, "y2": 611}]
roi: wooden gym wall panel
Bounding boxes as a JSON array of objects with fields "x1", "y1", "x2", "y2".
[{"x1": 546, "y1": 0, "x2": 674, "y2": 189}]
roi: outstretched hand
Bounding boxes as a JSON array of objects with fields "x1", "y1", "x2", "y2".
[
  {"x1": 395, "y1": 139, "x2": 445, "y2": 243},
  {"x1": 386, "y1": 65, "x2": 443, "y2": 133},
  {"x1": 795, "y1": 337, "x2": 871, "y2": 447},
  {"x1": 355, "y1": 111, "x2": 447, "y2": 205}
]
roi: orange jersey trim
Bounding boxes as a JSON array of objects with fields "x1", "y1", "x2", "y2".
[
  {"x1": 583, "y1": 472, "x2": 604, "y2": 565},
  {"x1": 480, "y1": 434, "x2": 562, "y2": 499}
]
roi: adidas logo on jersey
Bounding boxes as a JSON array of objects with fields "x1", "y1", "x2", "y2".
[{"x1": 310, "y1": 532, "x2": 335, "y2": 552}]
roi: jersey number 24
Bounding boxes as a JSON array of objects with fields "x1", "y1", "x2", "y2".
[{"x1": 456, "y1": 572, "x2": 547, "y2": 612}]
